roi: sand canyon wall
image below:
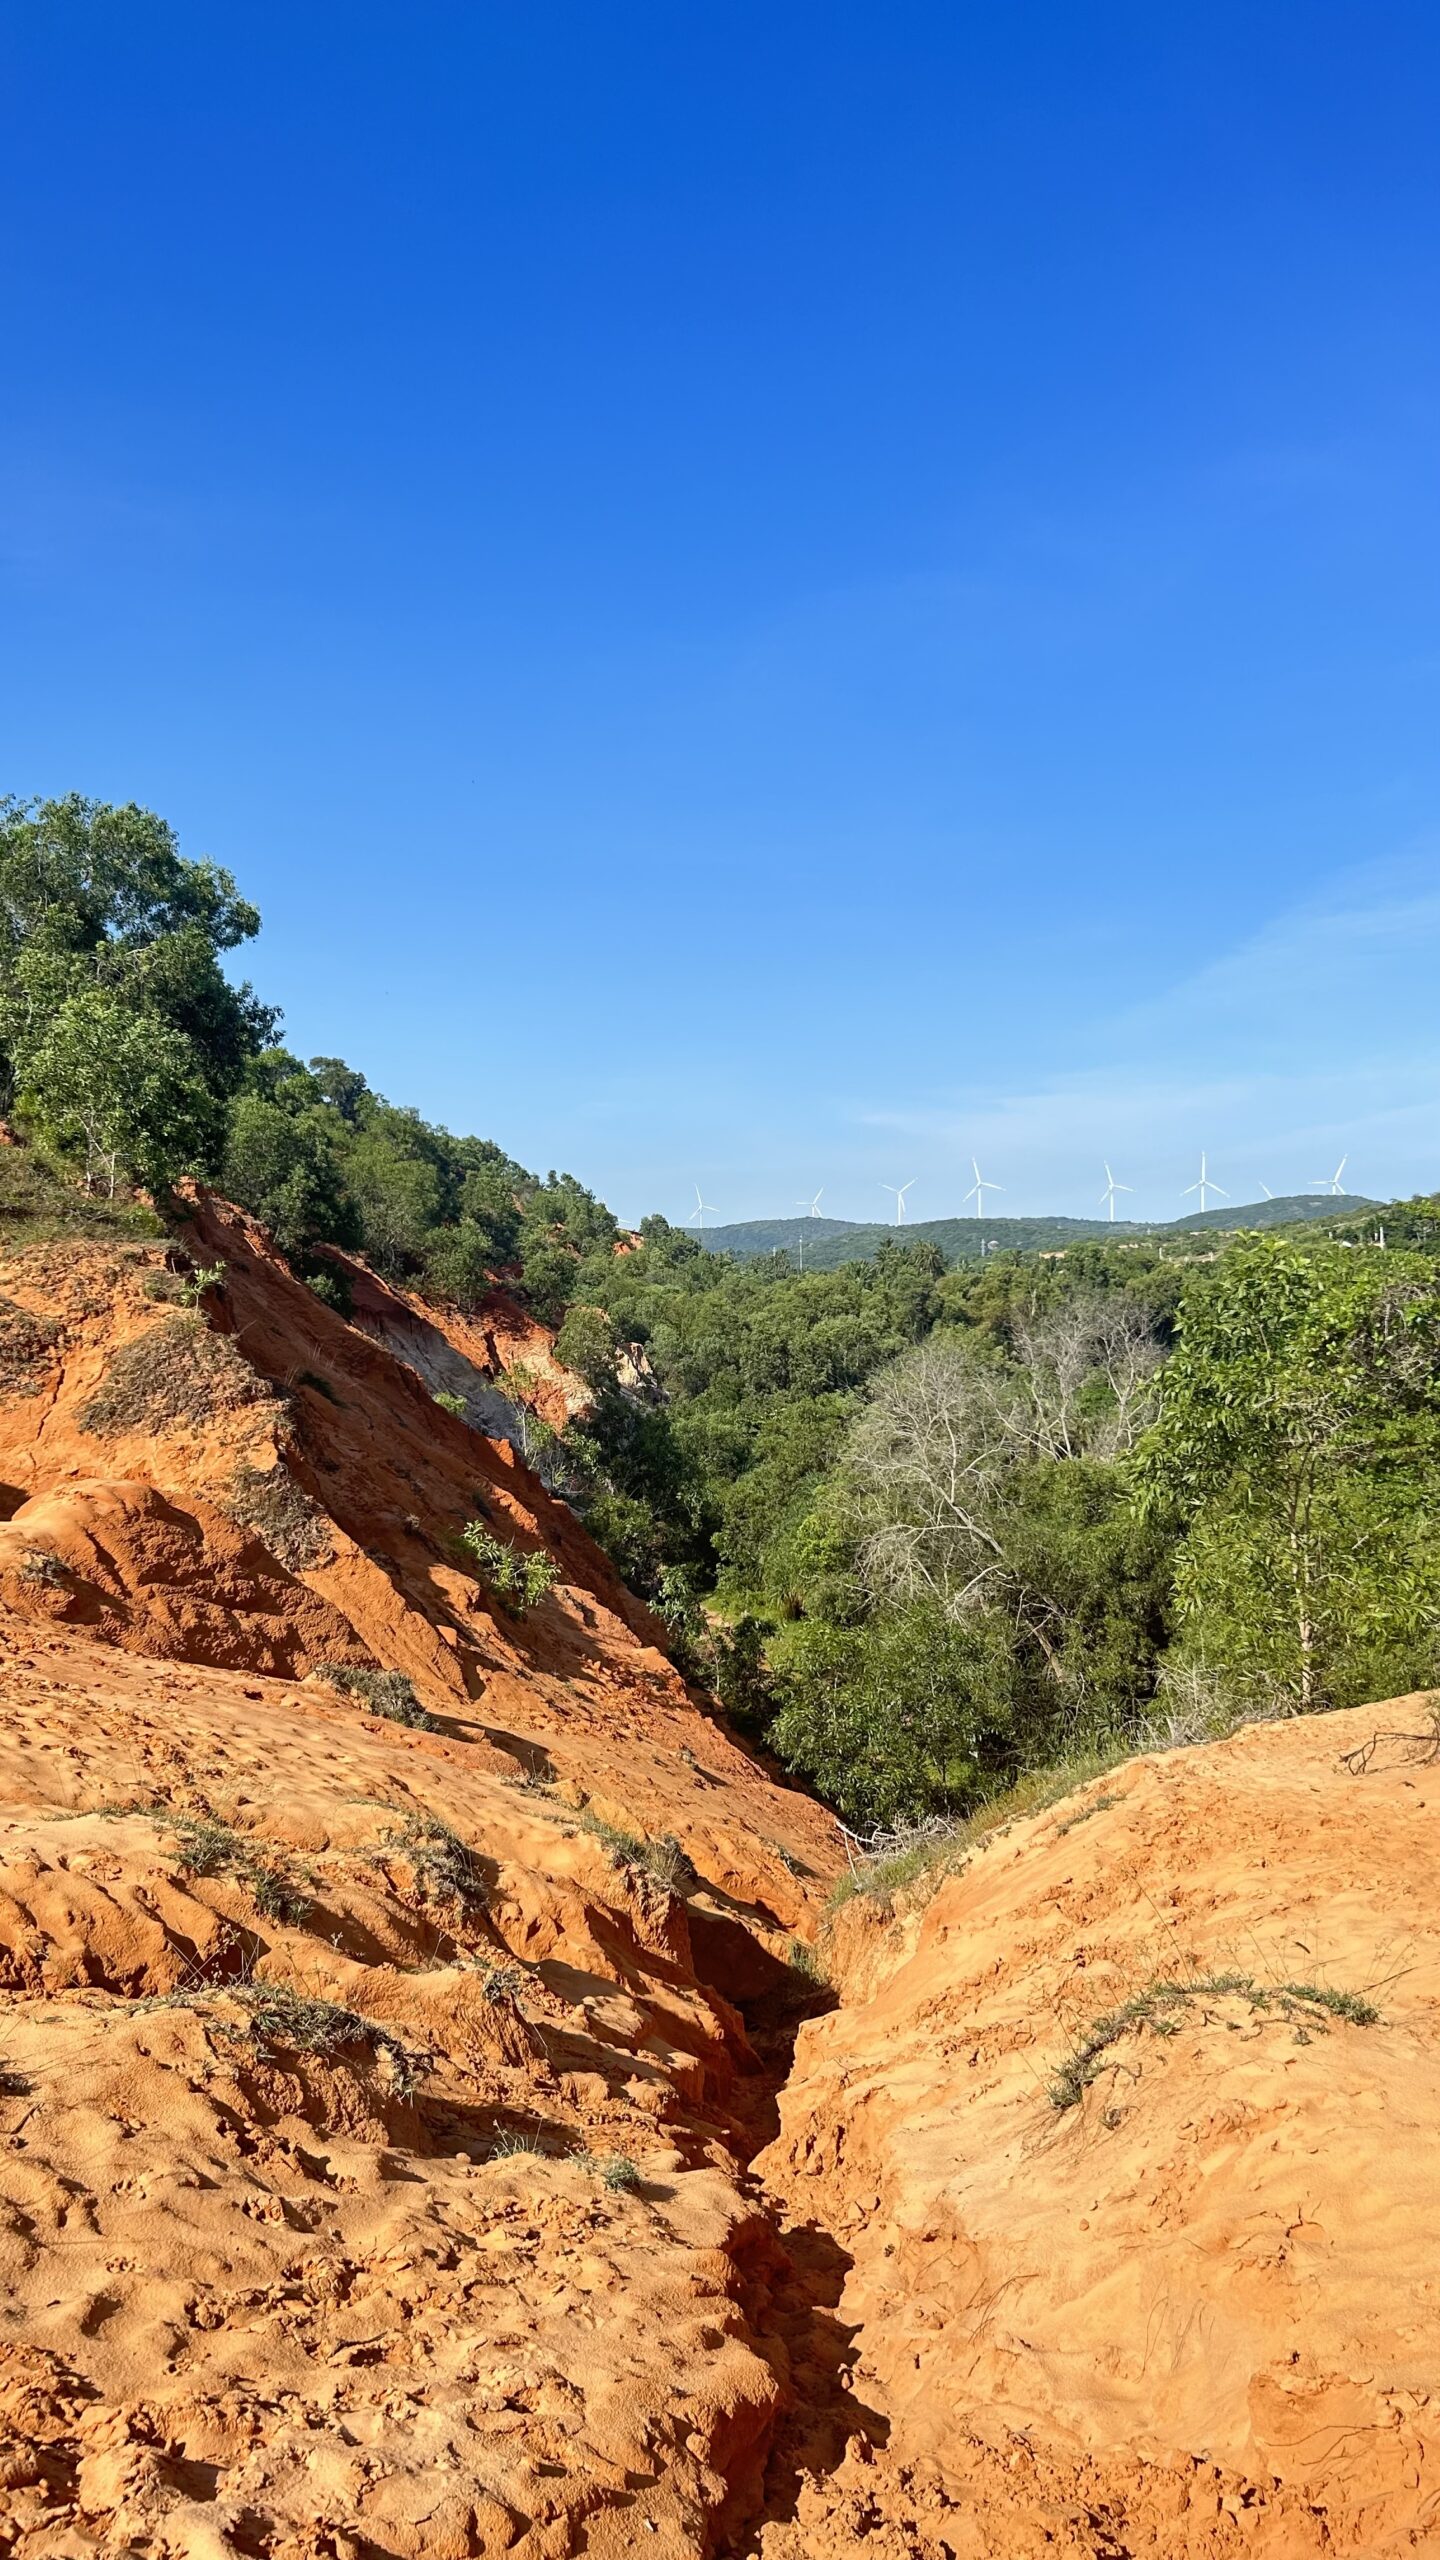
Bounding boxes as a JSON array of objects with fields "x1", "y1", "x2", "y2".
[{"x1": 0, "y1": 1196, "x2": 1434, "y2": 2554}]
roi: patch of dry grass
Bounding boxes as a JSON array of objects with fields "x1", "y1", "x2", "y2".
[
  {"x1": 79, "y1": 1314, "x2": 268, "y2": 1438},
  {"x1": 0, "y1": 1293, "x2": 61, "y2": 1398},
  {"x1": 222, "y1": 1461, "x2": 335, "y2": 1571}
]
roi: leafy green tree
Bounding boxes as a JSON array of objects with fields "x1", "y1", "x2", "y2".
[
  {"x1": 223, "y1": 1085, "x2": 360, "y2": 1257},
  {"x1": 770, "y1": 1605, "x2": 1013, "y2": 1826},
  {"x1": 307, "y1": 1056, "x2": 371, "y2": 1124},
  {"x1": 458, "y1": 1160, "x2": 523, "y2": 1266},
  {"x1": 422, "y1": 1222, "x2": 500, "y2": 1308},
  {"x1": 1142, "y1": 1235, "x2": 1440, "y2": 1711},
  {"x1": 15, "y1": 988, "x2": 217, "y2": 1193},
  {"x1": 0, "y1": 795, "x2": 273, "y2": 1111},
  {"x1": 340, "y1": 1131, "x2": 443, "y2": 1276},
  {"x1": 554, "y1": 1303, "x2": 619, "y2": 1388}
]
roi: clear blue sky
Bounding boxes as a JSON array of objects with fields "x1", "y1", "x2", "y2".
[{"x1": 4, "y1": 2, "x2": 1439, "y2": 1226}]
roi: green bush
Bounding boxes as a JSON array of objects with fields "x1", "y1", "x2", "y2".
[
  {"x1": 458, "y1": 1521, "x2": 561, "y2": 1611},
  {"x1": 769, "y1": 1604, "x2": 1014, "y2": 1828}
]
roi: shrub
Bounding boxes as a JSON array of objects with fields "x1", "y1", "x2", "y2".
[
  {"x1": 229, "y1": 1983, "x2": 419, "y2": 2095},
  {"x1": 304, "y1": 1267, "x2": 352, "y2": 1314},
  {"x1": 458, "y1": 1521, "x2": 561, "y2": 1612},
  {"x1": 787, "y1": 1936, "x2": 828, "y2": 1984},
  {"x1": 478, "y1": 1962, "x2": 524, "y2": 2003},
  {"x1": 488, "y1": 2125, "x2": 544, "y2": 2160},
  {"x1": 770, "y1": 1604, "x2": 1014, "y2": 1828},
  {"x1": 0, "y1": 1293, "x2": 61, "y2": 1399},
  {"x1": 432, "y1": 1388, "x2": 468, "y2": 1417},
  {"x1": 554, "y1": 1303, "x2": 618, "y2": 1389},
  {"x1": 15, "y1": 1547, "x2": 65, "y2": 1585},
  {"x1": 317, "y1": 1664, "x2": 437, "y2": 1731}
]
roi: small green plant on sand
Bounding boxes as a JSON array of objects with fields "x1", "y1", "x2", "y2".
[
  {"x1": 318, "y1": 1664, "x2": 438, "y2": 1731},
  {"x1": 384, "y1": 1811, "x2": 485, "y2": 1905},
  {"x1": 488, "y1": 2124, "x2": 545, "y2": 2160},
  {"x1": 576, "y1": 1810, "x2": 693, "y2": 1893},
  {"x1": 458, "y1": 1521, "x2": 560, "y2": 1612},
  {"x1": 16, "y1": 1548, "x2": 65, "y2": 1585},
  {"x1": 591, "y1": 2150, "x2": 640, "y2": 2191},
  {"x1": 1055, "y1": 1791, "x2": 1122, "y2": 1836},
  {"x1": 787, "y1": 1936, "x2": 828, "y2": 1985},
  {"x1": 167, "y1": 1815, "x2": 311, "y2": 1925},
  {"x1": 227, "y1": 1984, "x2": 418, "y2": 2095},
  {"x1": 1049, "y1": 1969, "x2": 1380, "y2": 2113},
  {"x1": 581, "y1": 2150, "x2": 641, "y2": 2193}
]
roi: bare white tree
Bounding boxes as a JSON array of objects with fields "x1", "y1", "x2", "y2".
[
  {"x1": 845, "y1": 1298, "x2": 1166, "y2": 1626},
  {"x1": 847, "y1": 1336, "x2": 1013, "y2": 1621},
  {"x1": 1010, "y1": 1296, "x2": 1164, "y2": 1462}
]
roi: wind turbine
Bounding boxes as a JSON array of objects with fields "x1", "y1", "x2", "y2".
[
  {"x1": 794, "y1": 1189, "x2": 824, "y2": 1218},
  {"x1": 881, "y1": 1181, "x2": 915, "y2": 1225},
  {"x1": 1182, "y1": 1154, "x2": 1228, "y2": 1214},
  {"x1": 1310, "y1": 1155, "x2": 1348, "y2": 1197},
  {"x1": 963, "y1": 1158, "x2": 1004, "y2": 1216},
  {"x1": 1260, "y1": 1183, "x2": 1275, "y2": 1199},
  {"x1": 1099, "y1": 1162, "x2": 1133, "y2": 1223},
  {"x1": 692, "y1": 1183, "x2": 719, "y2": 1232}
]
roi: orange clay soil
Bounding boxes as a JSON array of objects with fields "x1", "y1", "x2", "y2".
[
  {"x1": 0, "y1": 1195, "x2": 841, "y2": 2555},
  {"x1": 753, "y1": 1703, "x2": 1440, "y2": 2557},
  {"x1": 1, "y1": 1193, "x2": 1438, "y2": 2555}
]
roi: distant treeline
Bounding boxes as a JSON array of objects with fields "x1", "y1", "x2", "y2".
[{"x1": 692, "y1": 1196, "x2": 1377, "y2": 1270}]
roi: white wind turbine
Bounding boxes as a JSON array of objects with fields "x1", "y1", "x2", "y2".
[
  {"x1": 1099, "y1": 1162, "x2": 1133, "y2": 1223},
  {"x1": 1310, "y1": 1155, "x2": 1348, "y2": 1196},
  {"x1": 1260, "y1": 1183, "x2": 1275, "y2": 1199},
  {"x1": 794, "y1": 1189, "x2": 824, "y2": 1218},
  {"x1": 963, "y1": 1157, "x2": 1003, "y2": 1217},
  {"x1": 881, "y1": 1180, "x2": 915, "y2": 1225},
  {"x1": 692, "y1": 1183, "x2": 720, "y2": 1232},
  {"x1": 1182, "y1": 1153, "x2": 1228, "y2": 1215}
]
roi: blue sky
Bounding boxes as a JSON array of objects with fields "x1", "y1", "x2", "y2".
[{"x1": 3, "y1": 2, "x2": 1439, "y2": 1227}]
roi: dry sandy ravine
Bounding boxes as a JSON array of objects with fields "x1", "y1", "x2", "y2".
[{"x1": 0, "y1": 1194, "x2": 1436, "y2": 2556}]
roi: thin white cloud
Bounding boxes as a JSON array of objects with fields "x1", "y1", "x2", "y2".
[{"x1": 852, "y1": 853, "x2": 1440, "y2": 1216}]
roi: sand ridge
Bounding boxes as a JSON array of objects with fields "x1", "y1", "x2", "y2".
[{"x1": 754, "y1": 1701, "x2": 1440, "y2": 2554}]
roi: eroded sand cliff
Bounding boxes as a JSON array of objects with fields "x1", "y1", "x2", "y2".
[{"x1": 0, "y1": 1197, "x2": 1434, "y2": 2554}]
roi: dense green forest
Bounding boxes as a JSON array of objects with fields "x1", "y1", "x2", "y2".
[{"x1": 5, "y1": 792, "x2": 1440, "y2": 1834}]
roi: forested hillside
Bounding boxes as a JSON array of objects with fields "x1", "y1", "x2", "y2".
[
  {"x1": 698, "y1": 1193, "x2": 1375, "y2": 1267},
  {"x1": 6, "y1": 791, "x2": 1440, "y2": 1840}
]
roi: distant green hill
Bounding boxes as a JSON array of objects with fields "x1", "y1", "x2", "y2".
[{"x1": 693, "y1": 1193, "x2": 1379, "y2": 1270}]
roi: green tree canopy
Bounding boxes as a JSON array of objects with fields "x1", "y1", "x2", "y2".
[{"x1": 1141, "y1": 1234, "x2": 1440, "y2": 1711}]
